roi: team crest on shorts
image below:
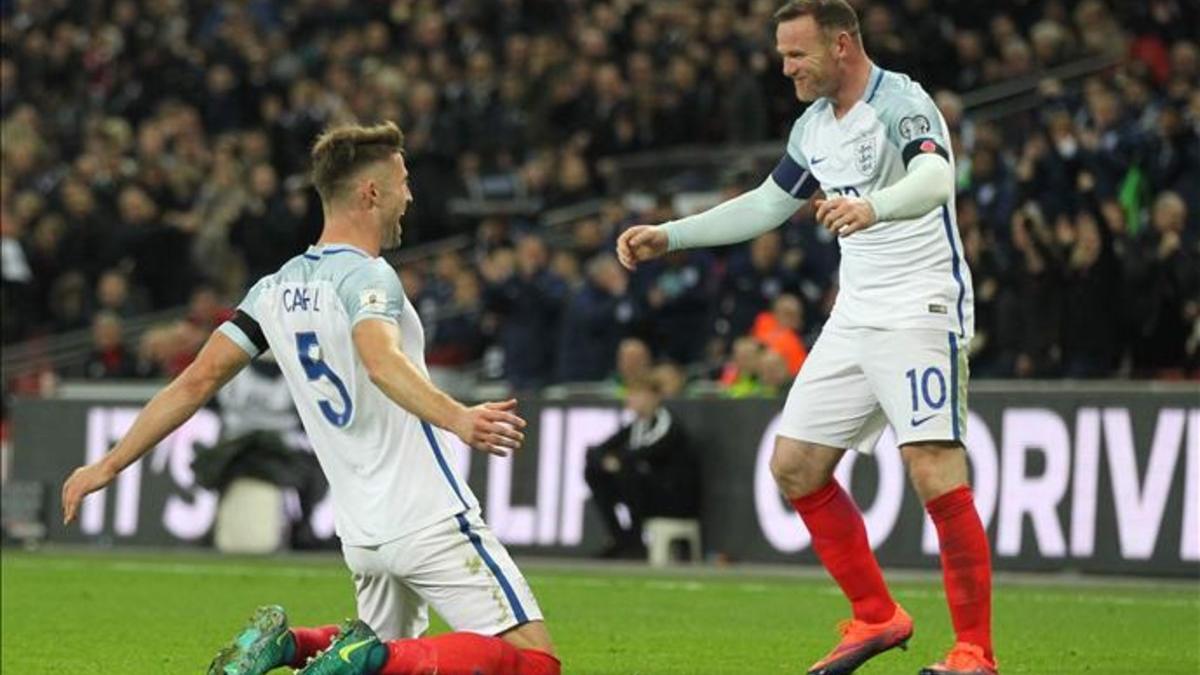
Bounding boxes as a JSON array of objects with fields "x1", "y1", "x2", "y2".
[{"x1": 855, "y1": 137, "x2": 877, "y2": 175}]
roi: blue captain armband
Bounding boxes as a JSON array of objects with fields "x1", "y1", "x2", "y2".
[{"x1": 770, "y1": 154, "x2": 819, "y2": 199}]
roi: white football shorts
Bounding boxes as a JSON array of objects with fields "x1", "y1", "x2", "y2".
[
  {"x1": 778, "y1": 326, "x2": 969, "y2": 452},
  {"x1": 342, "y1": 507, "x2": 543, "y2": 640}
]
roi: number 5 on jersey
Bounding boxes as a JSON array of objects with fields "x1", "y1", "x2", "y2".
[{"x1": 296, "y1": 331, "x2": 353, "y2": 427}]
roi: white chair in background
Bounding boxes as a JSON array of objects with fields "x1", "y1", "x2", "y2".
[
  {"x1": 214, "y1": 477, "x2": 285, "y2": 554},
  {"x1": 645, "y1": 517, "x2": 702, "y2": 567}
]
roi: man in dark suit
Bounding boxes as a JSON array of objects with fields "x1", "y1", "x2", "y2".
[{"x1": 584, "y1": 377, "x2": 699, "y2": 559}]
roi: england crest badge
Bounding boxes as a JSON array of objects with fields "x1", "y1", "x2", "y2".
[{"x1": 855, "y1": 137, "x2": 877, "y2": 175}]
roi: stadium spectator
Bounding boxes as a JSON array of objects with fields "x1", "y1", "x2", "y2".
[
  {"x1": 583, "y1": 377, "x2": 699, "y2": 559},
  {"x1": 556, "y1": 254, "x2": 639, "y2": 383},
  {"x1": 115, "y1": 184, "x2": 196, "y2": 310},
  {"x1": 719, "y1": 336, "x2": 767, "y2": 398},
  {"x1": 756, "y1": 349, "x2": 794, "y2": 398},
  {"x1": 1059, "y1": 185, "x2": 1122, "y2": 377},
  {"x1": 94, "y1": 268, "x2": 149, "y2": 320},
  {"x1": 1146, "y1": 103, "x2": 1200, "y2": 215},
  {"x1": 958, "y1": 198, "x2": 1005, "y2": 376},
  {"x1": 1124, "y1": 191, "x2": 1200, "y2": 377},
  {"x1": 965, "y1": 146, "x2": 1017, "y2": 236},
  {"x1": 400, "y1": 80, "x2": 461, "y2": 242},
  {"x1": 651, "y1": 362, "x2": 689, "y2": 399},
  {"x1": 82, "y1": 311, "x2": 137, "y2": 380},
  {"x1": 638, "y1": 250, "x2": 712, "y2": 365},
  {"x1": 711, "y1": 47, "x2": 770, "y2": 143},
  {"x1": 56, "y1": 178, "x2": 115, "y2": 284},
  {"x1": 47, "y1": 271, "x2": 91, "y2": 334},
  {"x1": 134, "y1": 324, "x2": 174, "y2": 379},
  {"x1": 0, "y1": 200, "x2": 34, "y2": 344},
  {"x1": 24, "y1": 212, "x2": 68, "y2": 329},
  {"x1": 614, "y1": 337, "x2": 654, "y2": 391},
  {"x1": 717, "y1": 231, "x2": 799, "y2": 339},
  {"x1": 550, "y1": 249, "x2": 584, "y2": 290},
  {"x1": 482, "y1": 235, "x2": 565, "y2": 389},
  {"x1": 133, "y1": 318, "x2": 207, "y2": 380},
  {"x1": 418, "y1": 250, "x2": 463, "y2": 322},
  {"x1": 569, "y1": 217, "x2": 609, "y2": 263},
  {"x1": 749, "y1": 293, "x2": 808, "y2": 376},
  {"x1": 995, "y1": 205, "x2": 1064, "y2": 377},
  {"x1": 427, "y1": 271, "x2": 486, "y2": 370},
  {"x1": 185, "y1": 283, "x2": 235, "y2": 332},
  {"x1": 229, "y1": 162, "x2": 298, "y2": 283}
]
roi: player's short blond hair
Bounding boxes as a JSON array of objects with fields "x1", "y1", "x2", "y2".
[
  {"x1": 310, "y1": 121, "x2": 404, "y2": 205},
  {"x1": 774, "y1": 0, "x2": 860, "y2": 37}
]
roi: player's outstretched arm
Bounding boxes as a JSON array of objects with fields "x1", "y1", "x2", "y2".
[
  {"x1": 62, "y1": 331, "x2": 251, "y2": 524},
  {"x1": 615, "y1": 178, "x2": 804, "y2": 270},
  {"x1": 352, "y1": 318, "x2": 525, "y2": 456}
]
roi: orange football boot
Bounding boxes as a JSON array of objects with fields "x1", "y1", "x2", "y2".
[
  {"x1": 807, "y1": 605, "x2": 914, "y2": 675},
  {"x1": 918, "y1": 642, "x2": 998, "y2": 675}
]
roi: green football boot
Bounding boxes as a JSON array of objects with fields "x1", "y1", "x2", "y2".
[
  {"x1": 207, "y1": 605, "x2": 294, "y2": 675},
  {"x1": 295, "y1": 619, "x2": 385, "y2": 675}
]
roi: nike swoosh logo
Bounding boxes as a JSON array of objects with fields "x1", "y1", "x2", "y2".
[
  {"x1": 911, "y1": 414, "x2": 937, "y2": 427},
  {"x1": 339, "y1": 639, "x2": 373, "y2": 663},
  {"x1": 810, "y1": 157, "x2": 826, "y2": 165}
]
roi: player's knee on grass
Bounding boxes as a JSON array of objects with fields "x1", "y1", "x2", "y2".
[
  {"x1": 900, "y1": 441, "x2": 969, "y2": 502},
  {"x1": 499, "y1": 620, "x2": 556, "y2": 656},
  {"x1": 769, "y1": 437, "x2": 842, "y2": 499}
]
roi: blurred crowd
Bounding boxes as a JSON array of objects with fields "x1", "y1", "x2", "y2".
[{"x1": 1, "y1": 0, "x2": 1198, "y2": 393}]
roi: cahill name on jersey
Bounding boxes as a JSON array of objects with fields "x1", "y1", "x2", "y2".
[
  {"x1": 771, "y1": 65, "x2": 974, "y2": 339},
  {"x1": 218, "y1": 244, "x2": 478, "y2": 546}
]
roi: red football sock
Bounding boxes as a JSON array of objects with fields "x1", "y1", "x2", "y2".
[
  {"x1": 380, "y1": 632, "x2": 561, "y2": 675},
  {"x1": 927, "y1": 486, "x2": 993, "y2": 661},
  {"x1": 288, "y1": 625, "x2": 341, "y2": 667},
  {"x1": 791, "y1": 480, "x2": 895, "y2": 623},
  {"x1": 516, "y1": 648, "x2": 561, "y2": 675}
]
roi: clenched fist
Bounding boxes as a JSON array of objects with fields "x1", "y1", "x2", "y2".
[{"x1": 616, "y1": 225, "x2": 669, "y2": 270}]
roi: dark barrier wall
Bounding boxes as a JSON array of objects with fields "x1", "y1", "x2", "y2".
[{"x1": 9, "y1": 385, "x2": 1199, "y2": 577}]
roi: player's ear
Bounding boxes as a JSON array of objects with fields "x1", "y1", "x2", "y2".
[
  {"x1": 833, "y1": 31, "x2": 847, "y2": 57},
  {"x1": 833, "y1": 29, "x2": 854, "y2": 58},
  {"x1": 363, "y1": 179, "x2": 379, "y2": 208}
]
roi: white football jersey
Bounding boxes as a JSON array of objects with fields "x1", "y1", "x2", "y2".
[
  {"x1": 218, "y1": 243, "x2": 477, "y2": 546},
  {"x1": 770, "y1": 65, "x2": 974, "y2": 338}
]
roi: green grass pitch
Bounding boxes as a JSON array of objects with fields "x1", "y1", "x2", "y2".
[{"x1": 2, "y1": 549, "x2": 1197, "y2": 673}]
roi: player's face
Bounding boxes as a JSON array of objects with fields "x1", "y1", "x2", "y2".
[
  {"x1": 379, "y1": 153, "x2": 412, "y2": 249},
  {"x1": 776, "y1": 17, "x2": 838, "y2": 102}
]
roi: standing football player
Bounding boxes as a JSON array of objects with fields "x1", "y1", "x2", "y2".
[
  {"x1": 63, "y1": 122, "x2": 560, "y2": 675},
  {"x1": 617, "y1": 2, "x2": 995, "y2": 674}
]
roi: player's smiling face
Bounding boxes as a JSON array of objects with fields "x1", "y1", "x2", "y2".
[
  {"x1": 776, "y1": 16, "x2": 838, "y2": 102},
  {"x1": 379, "y1": 152, "x2": 412, "y2": 249}
]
